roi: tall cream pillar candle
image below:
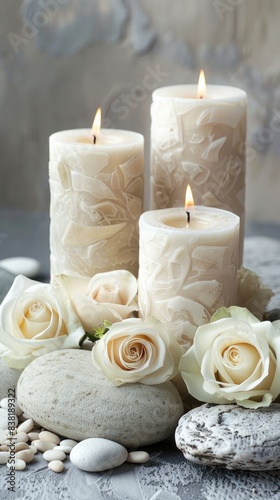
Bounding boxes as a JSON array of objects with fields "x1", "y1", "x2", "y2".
[
  {"x1": 150, "y1": 84, "x2": 246, "y2": 260},
  {"x1": 138, "y1": 206, "x2": 240, "y2": 345},
  {"x1": 49, "y1": 129, "x2": 144, "y2": 278}
]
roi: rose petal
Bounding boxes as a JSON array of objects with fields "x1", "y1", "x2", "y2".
[
  {"x1": 220, "y1": 343, "x2": 261, "y2": 384},
  {"x1": 21, "y1": 318, "x2": 52, "y2": 339},
  {"x1": 24, "y1": 301, "x2": 51, "y2": 321},
  {"x1": 91, "y1": 317, "x2": 184, "y2": 386},
  {"x1": 0, "y1": 275, "x2": 84, "y2": 369},
  {"x1": 204, "y1": 328, "x2": 271, "y2": 393},
  {"x1": 235, "y1": 391, "x2": 274, "y2": 409},
  {"x1": 211, "y1": 306, "x2": 260, "y2": 325},
  {"x1": 52, "y1": 274, "x2": 89, "y2": 297},
  {"x1": 180, "y1": 347, "x2": 229, "y2": 404},
  {"x1": 87, "y1": 270, "x2": 138, "y2": 307},
  {"x1": 212, "y1": 335, "x2": 263, "y2": 386},
  {"x1": 120, "y1": 336, "x2": 155, "y2": 369},
  {"x1": 55, "y1": 270, "x2": 139, "y2": 333},
  {"x1": 0, "y1": 335, "x2": 68, "y2": 370},
  {"x1": 94, "y1": 284, "x2": 123, "y2": 304},
  {"x1": 180, "y1": 308, "x2": 280, "y2": 409}
]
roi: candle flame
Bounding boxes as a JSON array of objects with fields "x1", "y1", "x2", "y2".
[
  {"x1": 197, "y1": 69, "x2": 206, "y2": 99},
  {"x1": 92, "y1": 108, "x2": 101, "y2": 143},
  {"x1": 185, "y1": 184, "x2": 194, "y2": 210}
]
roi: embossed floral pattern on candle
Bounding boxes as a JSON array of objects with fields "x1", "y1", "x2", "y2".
[
  {"x1": 138, "y1": 207, "x2": 240, "y2": 345},
  {"x1": 49, "y1": 130, "x2": 144, "y2": 278},
  {"x1": 151, "y1": 86, "x2": 246, "y2": 211},
  {"x1": 150, "y1": 85, "x2": 246, "y2": 261}
]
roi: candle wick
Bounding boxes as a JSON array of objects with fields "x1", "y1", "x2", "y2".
[
  {"x1": 93, "y1": 134, "x2": 97, "y2": 145},
  {"x1": 186, "y1": 210, "x2": 190, "y2": 228}
]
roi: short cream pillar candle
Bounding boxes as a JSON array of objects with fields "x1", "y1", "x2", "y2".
[
  {"x1": 49, "y1": 128, "x2": 144, "y2": 278},
  {"x1": 150, "y1": 82, "x2": 246, "y2": 260},
  {"x1": 138, "y1": 206, "x2": 240, "y2": 345}
]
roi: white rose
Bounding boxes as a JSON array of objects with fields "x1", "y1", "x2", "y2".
[
  {"x1": 179, "y1": 306, "x2": 280, "y2": 408},
  {"x1": 53, "y1": 270, "x2": 138, "y2": 333},
  {"x1": 92, "y1": 317, "x2": 184, "y2": 386},
  {"x1": 238, "y1": 266, "x2": 274, "y2": 320},
  {"x1": 0, "y1": 275, "x2": 84, "y2": 369}
]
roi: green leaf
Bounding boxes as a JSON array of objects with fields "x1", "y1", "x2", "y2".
[
  {"x1": 79, "y1": 321, "x2": 113, "y2": 348},
  {"x1": 211, "y1": 306, "x2": 260, "y2": 324},
  {"x1": 94, "y1": 320, "x2": 112, "y2": 339},
  {"x1": 210, "y1": 307, "x2": 232, "y2": 322}
]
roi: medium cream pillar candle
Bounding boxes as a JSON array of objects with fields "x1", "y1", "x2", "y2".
[
  {"x1": 138, "y1": 206, "x2": 240, "y2": 345},
  {"x1": 150, "y1": 82, "x2": 246, "y2": 260},
  {"x1": 49, "y1": 128, "x2": 144, "y2": 278}
]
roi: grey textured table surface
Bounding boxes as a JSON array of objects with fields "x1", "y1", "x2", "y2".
[{"x1": 1, "y1": 210, "x2": 280, "y2": 500}]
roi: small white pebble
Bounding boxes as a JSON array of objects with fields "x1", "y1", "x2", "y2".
[
  {"x1": 0, "y1": 409, "x2": 18, "y2": 430},
  {"x1": 7, "y1": 459, "x2": 26, "y2": 470},
  {"x1": 15, "y1": 442, "x2": 29, "y2": 452},
  {"x1": 4, "y1": 434, "x2": 14, "y2": 440},
  {"x1": 3, "y1": 440, "x2": 14, "y2": 445},
  {"x1": 126, "y1": 451, "x2": 150, "y2": 464},
  {"x1": 0, "y1": 445, "x2": 8, "y2": 452},
  {"x1": 14, "y1": 432, "x2": 29, "y2": 443},
  {"x1": 0, "y1": 398, "x2": 22, "y2": 416},
  {"x1": 0, "y1": 452, "x2": 9, "y2": 464},
  {"x1": 32, "y1": 440, "x2": 56, "y2": 452},
  {"x1": 15, "y1": 449, "x2": 34, "y2": 463},
  {"x1": 28, "y1": 432, "x2": 40, "y2": 441},
  {"x1": 4, "y1": 399, "x2": 22, "y2": 417},
  {"x1": 17, "y1": 419, "x2": 34, "y2": 434},
  {"x1": 59, "y1": 439, "x2": 78, "y2": 448},
  {"x1": 39, "y1": 431, "x2": 60, "y2": 445},
  {"x1": 0, "y1": 428, "x2": 5, "y2": 444},
  {"x1": 43, "y1": 449, "x2": 66, "y2": 462},
  {"x1": 28, "y1": 445, "x2": 37, "y2": 454},
  {"x1": 31, "y1": 429, "x2": 42, "y2": 435},
  {"x1": 53, "y1": 445, "x2": 72, "y2": 454},
  {"x1": 48, "y1": 460, "x2": 64, "y2": 473}
]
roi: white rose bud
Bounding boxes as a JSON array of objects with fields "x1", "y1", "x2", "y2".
[{"x1": 53, "y1": 270, "x2": 138, "y2": 333}]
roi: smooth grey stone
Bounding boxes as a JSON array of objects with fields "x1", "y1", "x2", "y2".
[
  {"x1": 0, "y1": 257, "x2": 40, "y2": 278},
  {"x1": 0, "y1": 357, "x2": 21, "y2": 402},
  {"x1": 175, "y1": 403, "x2": 280, "y2": 470},
  {"x1": 17, "y1": 349, "x2": 184, "y2": 448}
]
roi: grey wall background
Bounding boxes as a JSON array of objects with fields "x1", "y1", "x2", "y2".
[{"x1": 0, "y1": 0, "x2": 280, "y2": 222}]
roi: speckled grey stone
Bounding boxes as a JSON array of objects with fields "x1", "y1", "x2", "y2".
[
  {"x1": 175, "y1": 403, "x2": 280, "y2": 471},
  {"x1": 0, "y1": 356, "x2": 21, "y2": 401},
  {"x1": 16, "y1": 349, "x2": 184, "y2": 448}
]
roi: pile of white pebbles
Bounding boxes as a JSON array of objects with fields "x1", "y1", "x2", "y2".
[{"x1": 0, "y1": 397, "x2": 150, "y2": 473}]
